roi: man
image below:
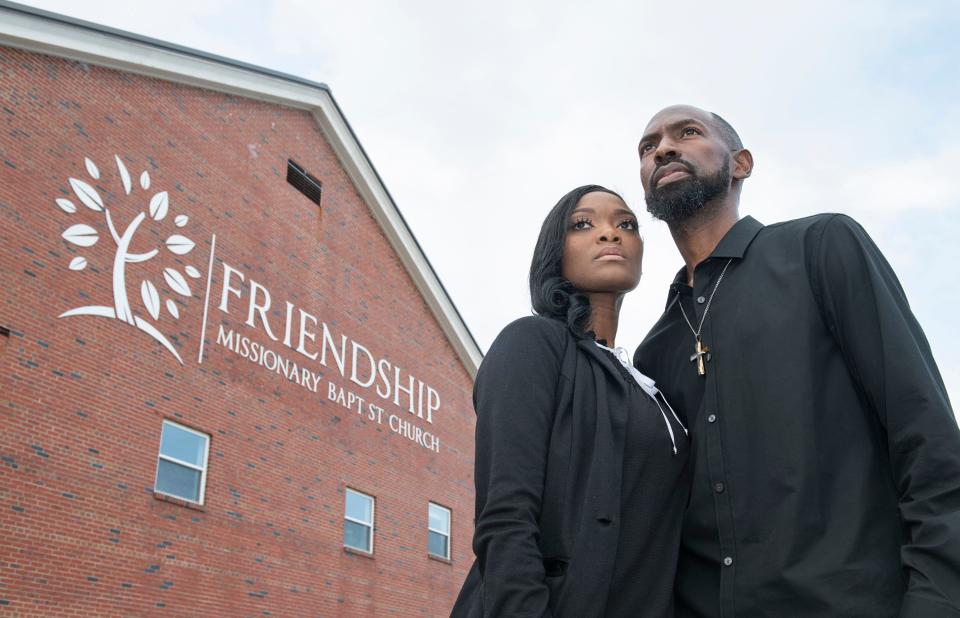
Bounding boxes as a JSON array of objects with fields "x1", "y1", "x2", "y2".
[{"x1": 633, "y1": 104, "x2": 960, "y2": 617}]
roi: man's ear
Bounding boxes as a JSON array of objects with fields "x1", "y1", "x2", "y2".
[{"x1": 733, "y1": 148, "x2": 754, "y2": 180}]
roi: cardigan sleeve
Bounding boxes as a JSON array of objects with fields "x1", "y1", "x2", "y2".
[
  {"x1": 471, "y1": 316, "x2": 567, "y2": 618},
  {"x1": 811, "y1": 215, "x2": 960, "y2": 617}
]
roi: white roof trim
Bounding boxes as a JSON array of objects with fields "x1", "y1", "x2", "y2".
[{"x1": 0, "y1": 1, "x2": 482, "y2": 378}]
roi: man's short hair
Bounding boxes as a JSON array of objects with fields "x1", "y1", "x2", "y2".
[{"x1": 710, "y1": 112, "x2": 743, "y2": 150}]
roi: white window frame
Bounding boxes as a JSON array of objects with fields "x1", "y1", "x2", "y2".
[
  {"x1": 428, "y1": 502, "x2": 451, "y2": 560},
  {"x1": 154, "y1": 420, "x2": 210, "y2": 505},
  {"x1": 344, "y1": 488, "x2": 375, "y2": 553}
]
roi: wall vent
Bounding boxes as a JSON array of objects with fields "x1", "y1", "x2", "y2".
[{"x1": 287, "y1": 159, "x2": 322, "y2": 206}]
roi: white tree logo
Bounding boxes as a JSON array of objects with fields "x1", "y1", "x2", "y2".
[{"x1": 57, "y1": 155, "x2": 200, "y2": 364}]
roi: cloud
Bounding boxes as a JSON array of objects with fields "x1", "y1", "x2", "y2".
[{"x1": 840, "y1": 147, "x2": 960, "y2": 215}]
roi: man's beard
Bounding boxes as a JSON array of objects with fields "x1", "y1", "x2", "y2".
[{"x1": 645, "y1": 157, "x2": 730, "y2": 224}]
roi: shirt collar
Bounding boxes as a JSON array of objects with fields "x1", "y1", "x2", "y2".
[
  {"x1": 668, "y1": 216, "x2": 765, "y2": 289},
  {"x1": 709, "y1": 215, "x2": 764, "y2": 259}
]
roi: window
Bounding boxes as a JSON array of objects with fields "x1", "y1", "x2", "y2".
[
  {"x1": 344, "y1": 488, "x2": 374, "y2": 553},
  {"x1": 428, "y1": 502, "x2": 451, "y2": 559},
  {"x1": 154, "y1": 420, "x2": 210, "y2": 504}
]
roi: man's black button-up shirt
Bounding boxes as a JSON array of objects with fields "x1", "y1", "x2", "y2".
[{"x1": 635, "y1": 214, "x2": 960, "y2": 617}]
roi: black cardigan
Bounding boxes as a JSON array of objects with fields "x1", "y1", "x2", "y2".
[{"x1": 452, "y1": 316, "x2": 689, "y2": 617}]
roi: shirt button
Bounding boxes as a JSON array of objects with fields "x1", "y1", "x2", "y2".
[
  {"x1": 707, "y1": 414, "x2": 717, "y2": 423},
  {"x1": 714, "y1": 482, "x2": 725, "y2": 493},
  {"x1": 696, "y1": 296, "x2": 706, "y2": 304},
  {"x1": 723, "y1": 556, "x2": 733, "y2": 567}
]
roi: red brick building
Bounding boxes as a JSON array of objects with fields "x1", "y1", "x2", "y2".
[{"x1": 0, "y1": 4, "x2": 481, "y2": 616}]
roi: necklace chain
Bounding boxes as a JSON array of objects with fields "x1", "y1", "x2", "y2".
[{"x1": 677, "y1": 258, "x2": 733, "y2": 340}]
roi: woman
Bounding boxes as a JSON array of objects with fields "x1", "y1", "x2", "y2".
[{"x1": 452, "y1": 185, "x2": 690, "y2": 617}]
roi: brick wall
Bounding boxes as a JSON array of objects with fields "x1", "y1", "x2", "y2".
[{"x1": 0, "y1": 46, "x2": 476, "y2": 617}]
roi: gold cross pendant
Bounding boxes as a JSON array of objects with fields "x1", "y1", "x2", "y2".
[{"x1": 690, "y1": 339, "x2": 710, "y2": 376}]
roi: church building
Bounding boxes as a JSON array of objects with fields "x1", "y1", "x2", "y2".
[{"x1": 0, "y1": 3, "x2": 480, "y2": 615}]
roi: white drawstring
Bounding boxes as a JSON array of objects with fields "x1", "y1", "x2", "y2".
[
  {"x1": 596, "y1": 342, "x2": 687, "y2": 455},
  {"x1": 659, "y1": 392, "x2": 688, "y2": 437}
]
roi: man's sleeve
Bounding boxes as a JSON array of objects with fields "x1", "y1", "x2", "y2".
[
  {"x1": 813, "y1": 214, "x2": 960, "y2": 618},
  {"x1": 471, "y1": 317, "x2": 565, "y2": 618}
]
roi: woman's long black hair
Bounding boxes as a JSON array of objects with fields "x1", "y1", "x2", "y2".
[{"x1": 529, "y1": 184, "x2": 624, "y2": 337}]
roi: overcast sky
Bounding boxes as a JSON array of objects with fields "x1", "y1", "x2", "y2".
[{"x1": 19, "y1": 0, "x2": 960, "y2": 414}]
